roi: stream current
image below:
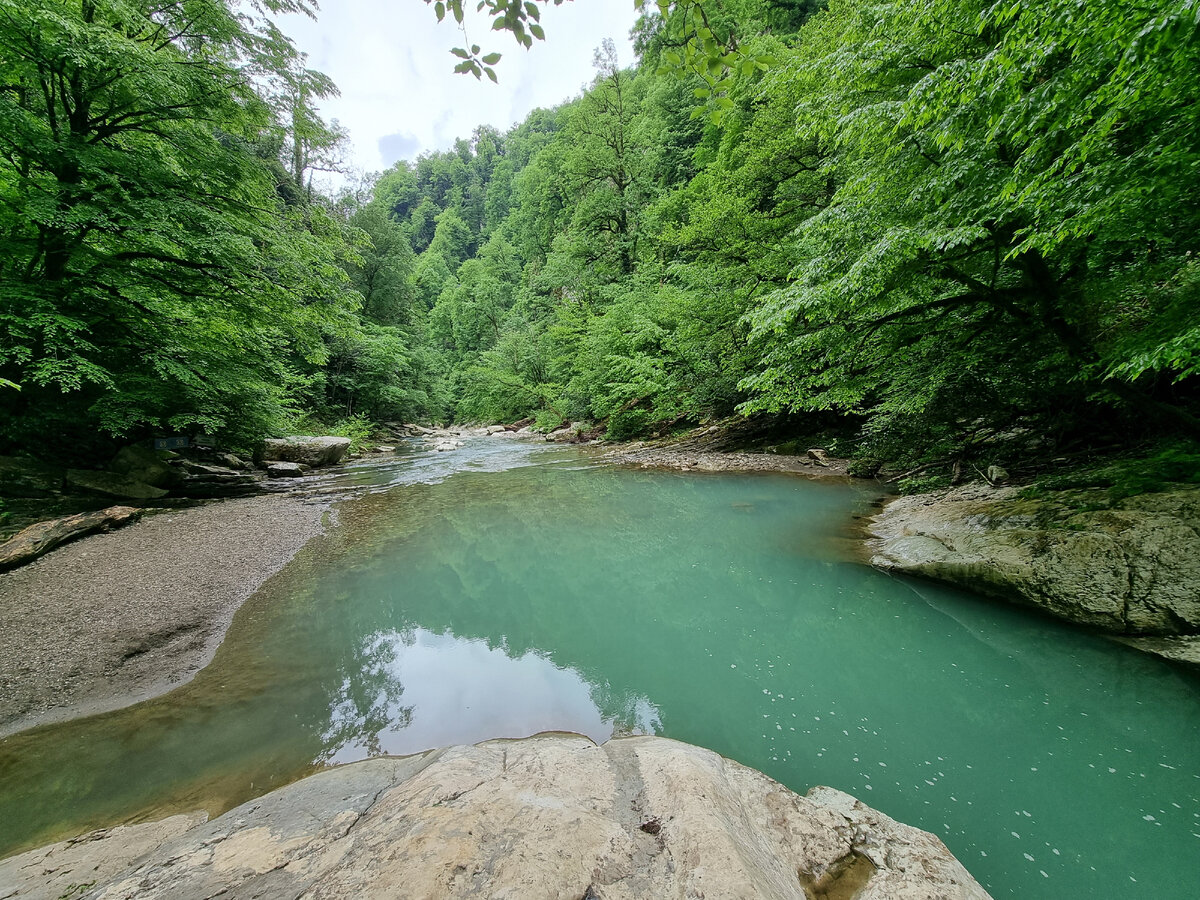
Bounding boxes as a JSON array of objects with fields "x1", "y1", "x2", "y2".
[{"x1": 0, "y1": 439, "x2": 1197, "y2": 897}]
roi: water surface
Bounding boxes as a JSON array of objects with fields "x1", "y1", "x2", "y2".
[{"x1": 1, "y1": 440, "x2": 1197, "y2": 898}]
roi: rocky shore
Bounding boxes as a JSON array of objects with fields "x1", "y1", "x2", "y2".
[
  {"x1": 868, "y1": 483, "x2": 1200, "y2": 667},
  {"x1": 0, "y1": 734, "x2": 990, "y2": 900}
]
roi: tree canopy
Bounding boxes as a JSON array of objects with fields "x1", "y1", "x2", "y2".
[{"x1": 3, "y1": 0, "x2": 1197, "y2": 475}]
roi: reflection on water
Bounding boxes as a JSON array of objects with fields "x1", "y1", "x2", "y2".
[
  {"x1": 321, "y1": 627, "x2": 660, "y2": 763},
  {"x1": 0, "y1": 440, "x2": 1198, "y2": 900}
]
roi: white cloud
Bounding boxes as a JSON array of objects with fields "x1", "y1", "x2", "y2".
[{"x1": 274, "y1": 0, "x2": 642, "y2": 179}]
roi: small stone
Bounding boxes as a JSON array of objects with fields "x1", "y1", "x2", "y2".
[
  {"x1": 986, "y1": 465, "x2": 1009, "y2": 485},
  {"x1": 267, "y1": 462, "x2": 306, "y2": 478}
]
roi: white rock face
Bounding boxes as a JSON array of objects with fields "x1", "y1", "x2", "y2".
[
  {"x1": 260, "y1": 436, "x2": 351, "y2": 467},
  {"x1": 870, "y1": 484, "x2": 1200, "y2": 636},
  {"x1": 4, "y1": 735, "x2": 990, "y2": 900}
]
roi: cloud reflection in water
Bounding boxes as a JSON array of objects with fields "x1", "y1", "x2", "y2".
[{"x1": 322, "y1": 627, "x2": 661, "y2": 763}]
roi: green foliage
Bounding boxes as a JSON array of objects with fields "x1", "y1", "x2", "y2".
[
  {"x1": 1022, "y1": 445, "x2": 1200, "y2": 502},
  {"x1": 287, "y1": 413, "x2": 374, "y2": 453},
  {"x1": 0, "y1": 0, "x2": 362, "y2": 453}
]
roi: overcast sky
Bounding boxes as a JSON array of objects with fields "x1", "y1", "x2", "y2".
[{"x1": 273, "y1": 0, "x2": 642, "y2": 180}]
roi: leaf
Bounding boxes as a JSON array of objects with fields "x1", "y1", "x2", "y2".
[
  {"x1": 529, "y1": 23, "x2": 545, "y2": 41},
  {"x1": 482, "y1": 52, "x2": 502, "y2": 65},
  {"x1": 451, "y1": 47, "x2": 470, "y2": 59}
]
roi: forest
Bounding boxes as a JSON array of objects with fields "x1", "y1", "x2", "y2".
[{"x1": 3, "y1": 0, "x2": 1199, "y2": 483}]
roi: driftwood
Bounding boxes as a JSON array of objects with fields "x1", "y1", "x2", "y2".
[{"x1": 0, "y1": 506, "x2": 143, "y2": 572}]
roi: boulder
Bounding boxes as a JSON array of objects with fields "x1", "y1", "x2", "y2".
[
  {"x1": 65, "y1": 469, "x2": 168, "y2": 500},
  {"x1": 266, "y1": 461, "x2": 306, "y2": 478},
  {"x1": 213, "y1": 452, "x2": 251, "y2": 471},
  {"x1": 13, "y1": 735, "x2": 987, "y2": 900},
  {"x1": 109, "y1": 444, "x2": 177, "y2": 488},
  {"x1": 0, "y1": 456, "x2": 63, "y2": 498},
  {"x1": 807, "y1": 448, "x2": 830, "y2": 467},
  {"x1": 0, "y1": 506, "x2": 142, "y2": 571},
  {"x1": 373, "y1": 445, "x2": 396, "y2": 453},
  {"x1": 986, "y1": 465, "x2": 1009, "y2": 485},
  {"x1": 261, "y1": 436, "x2": 351, "y2": 468},
  {"x1": 433, "y1": 439, "x2": 463, "y2": 452},
  {"x1": 870, "y1": 484, "x2": 1200, "y2": 638},
  {"x1": 486, "y1": 425, "x2": 507, "y2": 435}
]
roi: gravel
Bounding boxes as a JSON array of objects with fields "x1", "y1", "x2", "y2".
[{"x1": 0, "y1": 494, "x2": 329, "y2": 738}]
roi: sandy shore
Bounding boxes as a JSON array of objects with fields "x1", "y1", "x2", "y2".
[{"x1": 0, "y1": 494, "x2": 329, "y2": 738}]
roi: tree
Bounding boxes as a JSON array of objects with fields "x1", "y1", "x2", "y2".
[{"x1": 0, "y1": 0, "x2": 359, "y2": 453}]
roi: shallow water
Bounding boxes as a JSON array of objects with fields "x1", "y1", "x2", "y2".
[{"x1": 1, "y1": 440, "x2": 1198, "y2": 897}]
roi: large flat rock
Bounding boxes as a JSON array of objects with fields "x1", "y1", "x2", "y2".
[{"x1": 4, "y1": 734, "x2": 989, "y2": 899}]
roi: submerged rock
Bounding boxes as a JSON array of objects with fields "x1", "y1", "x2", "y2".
[
  {"x1": 4, "y1": 734, "x2": 989, "y2": 900},
  {"x1": 870, "y1": 484, "x2": 1200, "y2": 640},
  {"x1": 261, "y1": 436, "x2": 351, "y2": 468}
]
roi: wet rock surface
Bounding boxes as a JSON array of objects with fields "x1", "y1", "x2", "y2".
[
  {"x1": 0, "y1": 735, "x2": 989, "y2": 900},
  {"x1": 870, "y1": 484, "x2": 1200, "y2": 648}
]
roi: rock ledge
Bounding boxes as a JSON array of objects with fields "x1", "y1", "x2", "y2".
[{"x1": 0, "y1": 734, "x2": 989, "y2": 899}]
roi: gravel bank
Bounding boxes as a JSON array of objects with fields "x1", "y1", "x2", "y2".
[
  {"x1": 0, "y1": 495, "x2": 329, "y2": 738},
  {"x1": 605, "y1": 445, "x2": 852, "y2": 476}
]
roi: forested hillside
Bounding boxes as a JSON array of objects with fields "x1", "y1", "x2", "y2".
[{"x1": 3, "y1": 0, "x2": 1199, "y2": 477}]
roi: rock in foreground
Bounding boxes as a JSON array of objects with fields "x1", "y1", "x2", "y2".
[{"x1": 11, "y1": 734, "x2": 989, "y2": 900}]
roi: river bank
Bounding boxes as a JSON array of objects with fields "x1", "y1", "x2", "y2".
[{"x1": 0, "y1": 494, "x2": 329, "y2": 738}]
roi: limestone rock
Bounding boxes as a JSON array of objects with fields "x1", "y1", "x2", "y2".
[
  {"x1": 807, "y1": 448, "x2": 830, "y2": 466},
  {"x1": 870, "y1": 484, "x2": 1200, "y2": 639},
  {"x1": 65, "y1": 469, "x2": 167, "y2": 500},
  {"x1": 0, "y1": 456, "x2": 63, "y2": 498},
  {"x1": 434, "y1": 439, "x2": 463, "y2": 452},
  {"x1": 266, "y1": 461, "x2": 306, "y2": 478},
  {"x1": 108, "y1": 445, "x2": 177, "y2": 489},
  {"x1": 261, "y1": 436, "x2": 351, "y2": 468},
  {"x1": 0, "y1": 813, "x2": 205, "y2": 900},
  {"x1": 486, "y1": 425, "x2": 507, "y2": 435},
  {"x1": 43, "y1": 735, "x2": 987, "y2": 900},
  {"x1": 985, "y1": 465, "x2": 1009, "y2": 485},
  {"x1": 0, "y1": 506, "x2": 142, "y2": 571}
]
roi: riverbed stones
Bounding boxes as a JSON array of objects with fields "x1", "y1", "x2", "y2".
[
  {"x1": 260, "y1": 435, "x2": 351, "y2": 468},
  {"x1": 870, "y1": 484, "x2": 1200, "y2": 639},
  {"x1": 27, "y1": 734, "x2": 986, "y2": 900}
]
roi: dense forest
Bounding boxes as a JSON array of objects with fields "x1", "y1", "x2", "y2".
[{"x1": 3, "y1": 0, "x2": 1199, "y2": 482}]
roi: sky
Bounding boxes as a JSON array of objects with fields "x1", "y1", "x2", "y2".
[{"x1": 273, "y1": 0, "x2": 643, "y2": 181}]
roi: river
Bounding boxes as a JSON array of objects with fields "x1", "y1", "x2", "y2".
[{"x1": 0, "y1": 439, "x2": 1197, "y2": 897}]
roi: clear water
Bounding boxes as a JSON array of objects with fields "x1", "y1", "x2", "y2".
[{"x1": 1, "y1": 440, "x2": 1198, "y2": 898}]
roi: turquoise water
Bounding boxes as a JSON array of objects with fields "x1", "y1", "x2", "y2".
[{"x1": 1, "y1": 440, "x2": 1198, "y2": 897}]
